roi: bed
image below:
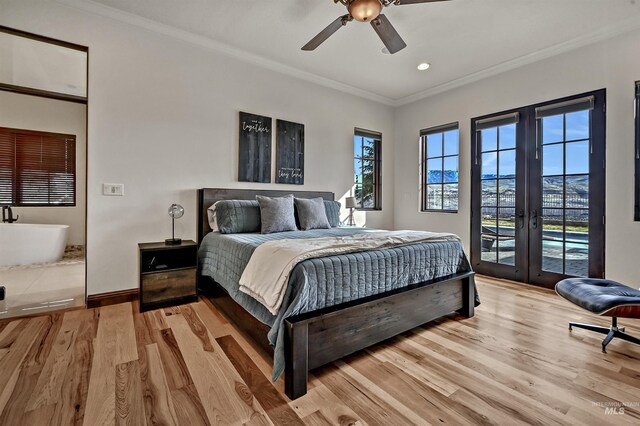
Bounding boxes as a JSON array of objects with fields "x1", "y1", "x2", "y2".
[{"x1": 197, "y1": 188, "x2": 477, "y2": 399}]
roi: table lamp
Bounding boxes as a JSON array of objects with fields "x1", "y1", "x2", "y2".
[
  {"x1": 166, "y1": 203, "x2": 184, "y2": 245},
  {"x1": 345, "y1": 196, "x2": 357, "y2": 226}
]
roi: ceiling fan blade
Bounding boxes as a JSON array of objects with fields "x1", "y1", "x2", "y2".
[
  {"x1": 394, "y1": 0, "x2": 450, "y2": 4},
  {"x1": 370, "y1": 14, "x2": 406, "y2": 54},
  {"x1": 302, "y1": 15, "x2": 350, "y2": 51}
]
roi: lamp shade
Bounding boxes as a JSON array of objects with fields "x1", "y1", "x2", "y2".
[{"x1": 345, "y1": 196, "x2": 357, "y2": 209}]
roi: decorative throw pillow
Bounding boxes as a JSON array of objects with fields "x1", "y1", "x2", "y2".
[
  {"x1": 295, "y1": 197, "x2": 331, "y2": 230},
  {"x1": 207, "y1": 202, "x2": 219, "y2": 232},
  {"x1": 215, "y1": 200, "x2": 261, "y2": 234},
  {"x1": 256, "y1": 194, "x2": 298, "y2": 233},
  {"x1": 323, "y1": 200, "x2": 341, "y2": 227}
]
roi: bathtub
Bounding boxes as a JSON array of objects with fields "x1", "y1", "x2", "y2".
[{"x1": 0, "y1": 223, "x2": 69, "y2": 267}]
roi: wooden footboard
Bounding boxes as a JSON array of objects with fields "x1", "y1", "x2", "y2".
[
  {"x1": 200, "y1": 272, "x2": 475, "y2": 400},
  {"x1": 283, "y1": 271, "x2": 474, "y2": 399}
]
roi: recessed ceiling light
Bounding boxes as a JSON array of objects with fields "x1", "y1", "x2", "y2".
[{"x1": 417, "y1": 63, "x2": 430, "y2": 71}]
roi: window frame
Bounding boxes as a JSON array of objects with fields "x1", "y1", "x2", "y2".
[
  {"x1": 353, "y1": 128, "x2": 382, "y2": 211},
  {"x1": 0, "y1": 126, "x2": 77, "y2": 207},
  {"x1": 420, "y1": 122, "x2": 460, "y2": 213}
]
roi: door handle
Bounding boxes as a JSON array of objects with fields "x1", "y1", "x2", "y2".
[
  {"x1": 517, "y1": 209, "x2": 526, "y2": 229},
  {"x1": 531, "y1": 210, "x2": 538, "y2": 230}
]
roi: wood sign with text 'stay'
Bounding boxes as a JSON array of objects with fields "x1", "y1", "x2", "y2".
[{"x1": 276, "y1": 119, "x2": 304, "y2": 185}]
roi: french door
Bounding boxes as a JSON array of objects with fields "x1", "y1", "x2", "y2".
[{"x1": 471, "y1": 90, "x2": 606, "y2": 288}]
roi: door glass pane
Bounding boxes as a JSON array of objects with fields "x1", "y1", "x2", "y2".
[
  {"x1": 542, "y1": 240, "x2": 564, "y2": 273},
  {"x1": 481, "y1": 236, "x2": 498, "y2": 263},
  {"x1": 565, "y1": 176, "x2": 588, "y2": 208},
  {"x1": 481, "y1": 207, "x2": 497, "y2": 232},
  {"x1": 566, "y1": 209, "x2": 588, "y2": 235},
  {"x1": 427, "y1": 133, "x2": 442, "y2": 157},
  {"x1": 426, "y1": 185, "x2": 442, "y2": 209},
  {"x1": 482, "y1": 128, "x2": 497, "y2": 151},
  {"x1": 498, "y1": 149, "x2": 516, "y2": 178},
  {"x1": 427, "y1": 158, "x2": 443, "y2": 183},
  {"x1": 482, "y1": 152, "x2": 497, "y2": 178},
  {"x1": 499, "y1": 124, "x2": 516, "y2": 149},
  {"x1": 497, "y1": 240, "x2": 515, "y2": 265},
  {"x1": 565, "y1": 141, "x2": 589, "y2": 174},
  {"x1": 498, "y1": 179, "x2": 515, "y2": 207},
  {"x1": 565, "y1": 243, "x2": 588, "y2": 277},
  {"x1": 542, "y1": 115, "x2": 563, "y2": 144},
  {"x1": 542, "y1": 144, "x2": 563, "y2": 176},
  {"x1": 542, "y1": 208, "x2": 563, "y2": 240},
  {"x1": 443, "y1": 156, "x2": 458, "y2": 182},
  {"x1": 482, "y1": 179, "x2": 497, "y2": 206},
  {"x1": 443, "y1": 184, "x2": 458, "y2": 210},
  {"x1": 565, "y1": 110, "x2": 589, "y2": 141},
  {"x1": 444, "y1": 130, "x2": 458, "y2": 155},
  {"x1": 542, "y1": 177, "x2": 563, "y2": 208}
]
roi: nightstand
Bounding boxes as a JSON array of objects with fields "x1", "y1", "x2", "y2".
[{"x1": 138, "y1": 240, "x2": 198, "y2": 312}]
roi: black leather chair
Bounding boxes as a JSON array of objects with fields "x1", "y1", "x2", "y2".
[{"x1": 556, "y1": 278, "x2": 640, "y2": 353}]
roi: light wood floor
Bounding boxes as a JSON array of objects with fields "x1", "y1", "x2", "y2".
[{"x1": 0, "y1": 276, "x2": 639, "y2": 425}]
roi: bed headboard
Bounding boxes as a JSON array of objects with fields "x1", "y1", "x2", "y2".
[{"x1": 197, "y1": 188, "x2": 335, "y2": 244}]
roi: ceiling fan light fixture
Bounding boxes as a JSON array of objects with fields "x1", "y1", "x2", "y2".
[
  {"x1": 417, "y1": 62, "x2": 430, "y2": 71},
  {"x1": 348, "y1": 0, "x2": 382, "y2": 22}
]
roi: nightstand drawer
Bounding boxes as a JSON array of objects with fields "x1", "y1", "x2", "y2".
[{"x1": 141, "y1": 268, "x2": 196, "y2": 305}]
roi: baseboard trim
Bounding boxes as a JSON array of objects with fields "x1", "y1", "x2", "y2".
[{"x1": 87, "y1": 288, "x2": 138, "y2": 308}]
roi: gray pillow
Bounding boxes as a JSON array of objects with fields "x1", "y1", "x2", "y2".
[
  {"x1": 215, "y1": 200, "x2": 261, "y2": 234},
  {"x1": 323, "y1": 200, "x2": 341, "y2": 227},
  {"x1": 295, "y1": 197, "x2": 331, "y2": 230},
  {"x1": 256, "y1": 194, "x2": 297, "y2": 233}
]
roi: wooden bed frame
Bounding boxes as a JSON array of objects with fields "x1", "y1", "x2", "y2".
[{"x1": 197, "y1": 188, "x2": 475, "y2": 399}]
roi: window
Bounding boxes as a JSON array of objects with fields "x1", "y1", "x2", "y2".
[
  {"x1": 421, "y1": 123, "x2": 459, "y2": 212},
  {"x1": 635, "y1": 81, "x2": 640, "y2": 221},
  {"x1": 353, "y1": 128, "x2": 382, "y2": 210},
  {"x1": 0, "y1": 127, "x2": 76, "y2": 206}
]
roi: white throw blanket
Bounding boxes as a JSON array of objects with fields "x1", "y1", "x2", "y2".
[{"x1": 238, "y1": 230, "x2": 461, "y2": 315}]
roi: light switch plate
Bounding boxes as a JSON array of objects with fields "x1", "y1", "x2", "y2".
[{"x1": 103, "y1": 183, "x2": 124, "y2": 196}]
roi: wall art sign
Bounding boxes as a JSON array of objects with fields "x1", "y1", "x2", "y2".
[
  {"x1": 238, "y1": 111, "x2": 272, "y2": 183},
  {"x1": 276, "y1": 119, "x2": 305, "y2": 185}
]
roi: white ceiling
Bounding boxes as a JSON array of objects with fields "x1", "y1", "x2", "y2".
[{"x1": 65, "y1": 0, "x2": 640, "y2": 104}]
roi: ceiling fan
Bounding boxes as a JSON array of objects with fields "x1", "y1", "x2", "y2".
[{"x1": 302, "y1": 0, "x2": 450, "y2": 54}]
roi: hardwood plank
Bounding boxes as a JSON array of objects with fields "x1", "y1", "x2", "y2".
[
  {"x1": 216, "y1": 334, "x2": 301, "y2": 426},
  {"x1": 27, "y1": 310, "x2": 85, "y2": 411},
  {"x1": 141, "y1": 343, "x2": 179, "y2": 426},
  {"x1": 154, "y1": 327, "x2": 194, "y2": 390},
  {"x1": 115, "y1": 360, "x2": 146, "y2": 426},
  {"x1": 170, "y1": 384, "x2": 211, "y2": 426},
  {"x1": 0, "y1": 317, "x2": 49, "y2": 416},
  {"x1": 165, "y1": 313, "x2": 267, "y2": 424},
  {"x1": 288, "y1": 382, "x2": 367, "y2": 426},
  {"x1": 83, "y1": 303, "x2": 137, "y2": 426}
]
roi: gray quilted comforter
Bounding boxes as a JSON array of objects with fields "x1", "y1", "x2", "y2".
[{"x1": 198, "y1": 227, "x2": 476, "y2": 381}]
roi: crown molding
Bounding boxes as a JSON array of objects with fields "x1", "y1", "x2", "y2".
[
  {"x1": 392, "y1": 14, "x2": 640, "y2": 107},
  {"x1": 55, "y1": 0, "x2": 396, "y2": 106},
  {"x1": 57, "y1": 0, "x2": 640, "y2": 109}
]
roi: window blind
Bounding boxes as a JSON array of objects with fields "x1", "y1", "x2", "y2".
[
  {"x1": 355, "y1": 128, "x2": 382, "y2": 139},
  {"x1": 475, "y1": 112, "x2": 519, "y2": 131},
  {"x1": 420, "y1": 122, "x2": 458, "y2": 137},
  {"x1": 0, "y1": 127, "x2": 76, "y2": 206},
  {"x1": 535, "y1": 96, "x2": 594, "y2": 119}
]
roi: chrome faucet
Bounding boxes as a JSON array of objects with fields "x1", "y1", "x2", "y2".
[{"x1": 1, "y1": 205, "x2": 18, "y2": 223}]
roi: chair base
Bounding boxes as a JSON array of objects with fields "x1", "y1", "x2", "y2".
[{"x1": 569, "y1": 317, "x2": 640, "y2": 353}]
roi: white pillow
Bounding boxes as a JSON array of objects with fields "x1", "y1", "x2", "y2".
[{"x1": 207, "y1": 202, "x2": 220, "y2": 232}]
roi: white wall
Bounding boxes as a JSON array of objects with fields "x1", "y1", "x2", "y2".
[
  {"x1": 0, "y1": 0, "x2": 395, "y2": 295},
  {"x1": 394, "y1": 28, "x2": 640, "y2": 286},
  {"x1": 0, "y1": 91, "x2": 86, "y2": 245}
]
